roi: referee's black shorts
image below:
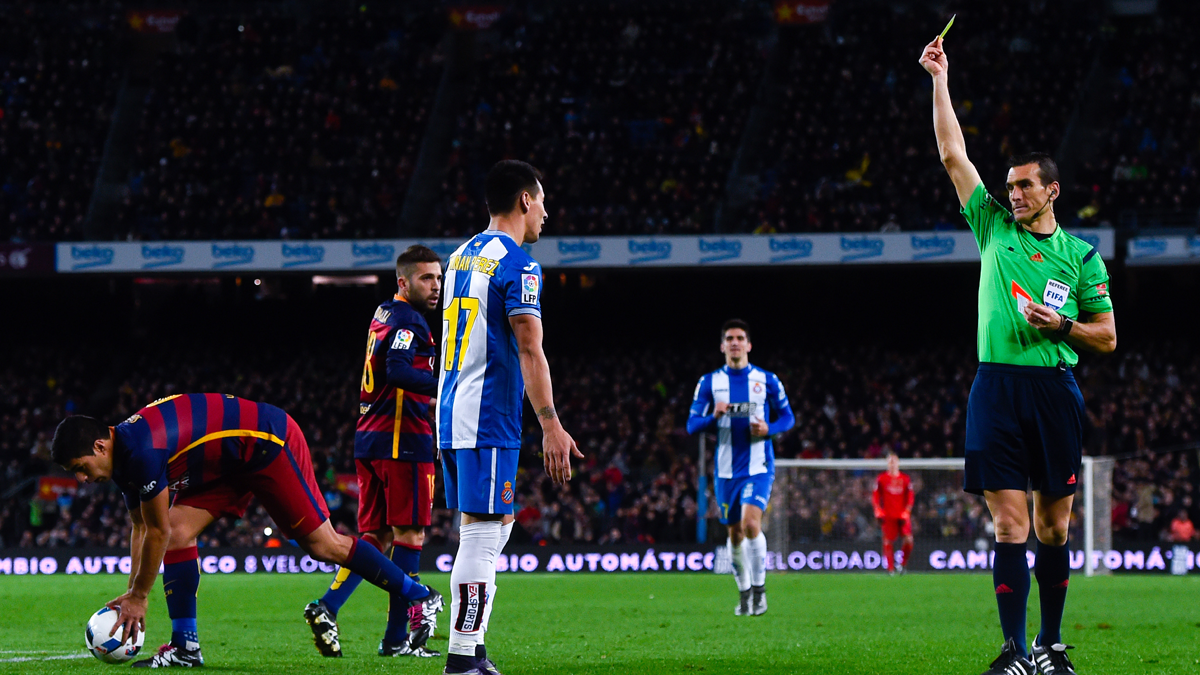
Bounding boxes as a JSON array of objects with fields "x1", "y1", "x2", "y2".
[{"x1": 964, "y1": 362, "x2": 1085, "y2": 496}]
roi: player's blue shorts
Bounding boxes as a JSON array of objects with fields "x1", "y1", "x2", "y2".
[
  {"x1": 715, "y1": 473, "x2": 773, "y2": 525},
  {"x1": 441, "y1": 447, "x2": 519, "y2": 515},
  {"x1": 964, "y1": 363, "x2": 1084, "y2": 496}
]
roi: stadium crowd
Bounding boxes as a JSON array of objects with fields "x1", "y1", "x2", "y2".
[
  {"x1": 0, "y1": 6, "x2": 122, "y2": 243},
  {"x1": 743, "y1": 0, "x2": 1100, "y2": 234},
  {"x1": 115, "y1": 7, "x2": 445, "y2": 241},
  {"x1": 4, "y1": 1, "x2": 1195, "y2": 241},
  {"x1": 431, "y1": 0, "x2": 771, "y2": 237},
  {"x1": 1077, "y1": 0, "x2": 1200, "y2": 228},
  {"x1": 2, "y1": 339, "x2": 1195, "y2": 550}
]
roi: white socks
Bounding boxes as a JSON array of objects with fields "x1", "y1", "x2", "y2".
[
  {"x1": 448, "y1": 521, "x2": 502, "y2": 656},
  {"x1": 746, "y1": 532, "x2": 767, "y2": 587},
  {"x1": 729, "y1": 537, "x2": 751, "y2": 592},
  {"x1": 479, "y1": 521, "x2": 512, "y2": 640}
]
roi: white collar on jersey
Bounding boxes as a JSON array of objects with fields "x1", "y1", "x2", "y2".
[{"x1": 483, "y1": 228, "x2": 518, "y2": 243}]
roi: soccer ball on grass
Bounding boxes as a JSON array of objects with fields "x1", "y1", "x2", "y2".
[{"x1": 85, "y1": 606, "x2": 145, "y2": 663}]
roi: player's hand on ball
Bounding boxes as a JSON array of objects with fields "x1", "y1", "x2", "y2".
[
  {"x1": 749, "y1": 418, "x2": 769, "y2": 438},
  {"x1": 542, "y1": 425, "x2": 583, "y2": 486},
  {"x1": 105, "y1": 591, "x2": 148, "y2": 644},
  {"x1": 919, "y1": 36, "x2": 947, "y2": 76},
  {"x1": 713, "y1": 401, "x2": 729, "y2": 419},
  {"x1": 1022, "y1": 300, "x2": 1062, "y2": 331}
]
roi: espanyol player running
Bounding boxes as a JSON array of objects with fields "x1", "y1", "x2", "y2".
[
  {"x1": 688, "y1": 319, "x2": 795, "y2": 616},
  {"x1": 437, "y1": 160, "x2": 582, "y2": 675},
  {"x1": 51, "y1": 395, "x2": 442, "y2": 668}
]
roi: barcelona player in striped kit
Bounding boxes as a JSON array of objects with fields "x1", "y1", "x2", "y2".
[
  {"x1": 437, "y1": 161, "x2": 581, "y2": 675},
  {"x1": 688, "y1": 319, "x2": 795, "y2": 617},
  {"x1": 51, "y1": 394, "x2": 443, "y2": 668},
  {"x1": 305, "y1": 245, "x2": 445, "y2": 658}
]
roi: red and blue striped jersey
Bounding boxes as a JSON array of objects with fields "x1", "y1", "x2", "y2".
[
  {"x1": 111, "y1": 394, "x2": 290, "y2": 510},
  {"x1": 355, "y1": 296, "x2": 437, "y2": 462}
]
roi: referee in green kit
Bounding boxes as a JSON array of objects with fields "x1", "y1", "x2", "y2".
[{"x1": 920, "y1": 35, "x2": 1116, "y2": 675}]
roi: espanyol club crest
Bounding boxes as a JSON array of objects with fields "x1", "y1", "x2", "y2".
[
  {"x1": 502, "y1": 481, "x2": 514, "y2": 504},
  {"x1": 752, "y1": 382, "x2": 764, "y2": 394}
]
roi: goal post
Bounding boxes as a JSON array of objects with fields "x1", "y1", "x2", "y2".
[{"x1": 768, "y1": 457, "x2": 1112, "y2": 575}]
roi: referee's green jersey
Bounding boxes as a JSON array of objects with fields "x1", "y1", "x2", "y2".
[{"x1": 961, "y1": 184, "x2": 1113, "y2": 368}]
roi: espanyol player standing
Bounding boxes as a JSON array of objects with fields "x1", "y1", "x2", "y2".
[{"x1": 437, "y1": 160, "x2": 582, "y2": 675}]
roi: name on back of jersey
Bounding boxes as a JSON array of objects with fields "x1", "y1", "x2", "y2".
[
  {"x1": 725, "y1": 402, "x2": 758, "y2": 417},
  {"x1": 447, "y1": 254, "x2": 499, "y2": 276}
]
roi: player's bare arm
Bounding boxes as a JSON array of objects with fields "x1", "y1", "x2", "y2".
[
  {"x1": 920, "y1": 36, "x2": 982, "y2": 206},
  {"x1": 1022, "y1": 304, "x2": 1117, "y2": 354},
  {"x1": 510, "y1": 313, "x2": 583, "y2": 486},
  {"x1": 127, "y1": 506, "x2": 146, "y2": 591},
  {"x1": 106, "y1": 488, "x2": 170, "y2": 643}
]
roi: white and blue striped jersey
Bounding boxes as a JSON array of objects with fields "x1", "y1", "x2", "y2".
[
  {"x1": 437, "y1": 230, "x2": 542, "y2": 450},
  {"x1": 687, "y1": 364, "x2": 795, "y2": 479}
]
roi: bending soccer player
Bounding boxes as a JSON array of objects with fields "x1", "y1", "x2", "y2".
[
  {"x1": 51, "y1": 394, "x2": 443, "y2": 668},
  {"x1": 305, "y1": 245, "x2": 445, "y2": 658},
  {"x1": 872, "y1": 451, "x2": 914, "y2": 575},
  {"x1": 921, "y1": 34, "x2": 1116, "y2": 675},
  {"x1": 437, "y1": 160, "x2": 582, "y2": 675},
  {"x1": 687, "y1": 319, "x2": 795, "y2": 616}
]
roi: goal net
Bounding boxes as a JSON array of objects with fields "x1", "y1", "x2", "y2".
[{"x1": 755, "y1": 457, "x2": 1112, "y2": 576}]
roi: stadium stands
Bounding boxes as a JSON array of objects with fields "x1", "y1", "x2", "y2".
[
  {"x1": 116, "y1": 8, "x2": 445, "y2": 240},
  {"x1": 430, "y1": 1, "x2": 771, "y2": 237},
  {"x1": 0, "y1": 7, "x2": 122, "y2": 243},
  {"x1": 742, "y1": 1, "x2": 1101, "y2": 233}
]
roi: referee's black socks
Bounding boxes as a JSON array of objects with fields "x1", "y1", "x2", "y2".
[
  {"x1": 1035, "y1": 540, "x2": 1070, "y2": 646},
  {"x1": 993, "y1": 541, "x2": 1031, "y2": 656}
]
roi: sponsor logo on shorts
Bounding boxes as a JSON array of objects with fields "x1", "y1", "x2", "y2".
[
  {"x1": 501, "y1": 481, "x2": 514, "y2": 504},
  {"x1": 1067, "y1": 474, "x2": 1076, "y2": 485},
  {"x1": 140, "y1": 481, "x2": 157, "y2": 495}
]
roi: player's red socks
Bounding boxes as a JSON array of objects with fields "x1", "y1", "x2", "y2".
[
  {"x1": 883, "y1": 542, "x2": 895, "y2": 571},
  {"x1": 901, "y1": 540, "x2": 913, "y2": 567},
  {"x1": 1034, "y1": 540, "x2": 1070, "y2": 646}
]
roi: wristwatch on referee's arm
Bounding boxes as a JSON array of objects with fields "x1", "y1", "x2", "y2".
[{"x1": 1054, "y1": 313, "x2": 1073, "y2": 339}]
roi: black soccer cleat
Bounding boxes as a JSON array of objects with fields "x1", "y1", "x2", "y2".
[
  {"x1": 379, "y1": 637, "x2": 440, "y2": 657},
  {"x1": 478, "y1": 656, "x2": 503, "y2": 675},
  {"x1": 131, "y1": 643, "x2": 204, "y2": 668},
  {"x1": 1031, "y1": 639, "x2": 1077, "y2": 675},
  {"x1": 734, "y1": 588, "x2": 752, "y2": 616},
  {"x1": 750, "y1": 585, "x2": 767, "y2": 616},
  {"x1": 406, "y1": 586, "x2": 444, "y2": 650},
  {"x1": 304, "y1": 599, "x2": 342, "y2": 657},
  {"x1": 980, "y1": 638, "x2": 1035, "y2": 675}
]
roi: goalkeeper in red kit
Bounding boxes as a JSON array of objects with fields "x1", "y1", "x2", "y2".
[{"x1": 872, "y1": 451, "x2": 914, "y2": 575}]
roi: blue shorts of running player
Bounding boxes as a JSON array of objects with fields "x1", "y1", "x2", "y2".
[
  {"x1": 441, "y1": 447, "x2": 519, "y2": 515},
  {"x1": 964, "y1": 362, "x2": 1085, "y2": 496},
  {"x1": 714, "y1": 473, "x2": 773, "y2": 525}
]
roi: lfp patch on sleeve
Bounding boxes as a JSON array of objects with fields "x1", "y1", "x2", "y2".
[
  {"x1": 1043, "y1": 279, "x2": 1070, "y2": 311},
  {"x1": 521, "y1": 273, "x2": 539, "y2": 304},
  {"x1": 391, "y1": 329, "x2": 415, "y2": 350}
]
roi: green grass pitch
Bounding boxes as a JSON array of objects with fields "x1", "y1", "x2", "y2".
[{"x1": 0, "y1": 573, "x2": 1195, "y2": 674}]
